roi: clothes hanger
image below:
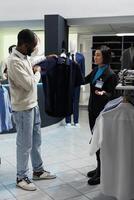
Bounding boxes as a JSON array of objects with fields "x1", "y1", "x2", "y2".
[{"x1": 60, "y1": 48, "x2": 67, "y2": 58}]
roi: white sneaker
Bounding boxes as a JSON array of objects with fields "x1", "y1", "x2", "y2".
[
  {"x1": 16, "y1": 177, "x2": 37, "y2": 191},
  {"x1": 65, "y1": 123, "x2": 72, "y2": 128},
  {"x1": 74, "y1": 123, "x2": 80, "y2": 128},
  {"x1": 33, "y1": 170, "x2": 56, "y2": 180}
]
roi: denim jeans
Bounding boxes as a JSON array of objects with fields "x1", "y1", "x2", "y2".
[
  {"x1": 13, "y1": 106, "x2": 44, "y2": 179},
  {"x1": 66, "y1": 86, "x2": 80, "y2": 124}
]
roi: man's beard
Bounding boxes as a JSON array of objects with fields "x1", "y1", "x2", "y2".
[{"x1": 27, "y1": 49, "x2": 33, "y2": 56}]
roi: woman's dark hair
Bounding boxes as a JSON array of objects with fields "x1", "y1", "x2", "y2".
[
  {"x1": 17, "y1": 29, "x2": 37, "y2": 46},
  {"x1": 96, "y1": 45, "x2": 111, "y2": 64}
]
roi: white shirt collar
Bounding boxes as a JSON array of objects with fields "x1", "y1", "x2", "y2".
[{"x1": 13, "y1": 49, "x2": 27, "y2": 60}]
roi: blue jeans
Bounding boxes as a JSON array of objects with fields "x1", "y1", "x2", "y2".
[
  {"x1": 66, "y1": 86, "x2": 80, "y2": 124},
  {"x1": 13, "y1": 106, "x2": 44, "y2": 180}
]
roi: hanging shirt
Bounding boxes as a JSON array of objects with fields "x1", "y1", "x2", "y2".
[
  {"x1": 121, "y1": 47, "x2": 134, "y2": 69},
  {"x1": 0, "y1": 86, "x2": 13, "y2": 133},
  {"x1": 37, "y1": 56, "x2": 84, "y2": 117},
  {"x1": 75, "y1": 52, "x2": 85, "y2": 77},
  {"x1": 90, "y1": 102, "x2": 134, "y2": 200}
]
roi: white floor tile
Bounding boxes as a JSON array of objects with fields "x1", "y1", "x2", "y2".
[
  {"x1": 47, "y1": 162, "x2": 74, "y2": 174},
  {"x1": 67, "y1": 195, "x2": 91, "y2": 200},
  {"x1": 34, "y1": 177, "x2": 64, "y2": 189},
  {"x1": 75, "y1": 165, "x2": 96, "y2": 177},
  {"x1": 0, "y1": 184, "x2": 15, "y2": 200},
  {"x1": 85, "y1": 191, "x2": 117, "y2": 200},
  {"x1": 43, "y1": 184, "x2": 81, "y2": 200},
  {"x1": 0, "y1": 109, "x2": 99, "y2": 200},
  {"x1": 57, "y1": 169, "x2": 86, "y2": 183},
  {"x1": 68, "y1": 177, "x2": 99, "y2": 195},
  {"x1": 16, "y1": 190, "x2": 53, "y2": 200}
]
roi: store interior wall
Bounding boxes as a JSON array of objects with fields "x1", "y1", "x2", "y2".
[{"x1": 0, "y1": 30, "x2": 44, "y2": 60}]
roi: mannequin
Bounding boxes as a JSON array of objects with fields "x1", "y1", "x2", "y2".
[{"x1": 65, "y1": 43, "x2": 85, "y2": 127}]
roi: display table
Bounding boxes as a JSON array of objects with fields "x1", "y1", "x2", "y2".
[{"x1": 1, "y1": 83, "x2": 63, "y2": 133}]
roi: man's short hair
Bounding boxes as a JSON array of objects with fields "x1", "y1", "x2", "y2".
[{"x1": 17, "y1": 29, "x2": 37, "y2": 46}]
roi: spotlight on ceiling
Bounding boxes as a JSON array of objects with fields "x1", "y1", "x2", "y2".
[{"x1": 116, "y1": 33, "x2": 134, "y2": 36}]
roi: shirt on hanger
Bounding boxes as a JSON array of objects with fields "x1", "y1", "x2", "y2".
[
  {"x1": 37, "y1": 56, "x2": 84, "y2": 117},
  {"x1": 0, "y1": 86, "x2": 13, "y2": 133},
  {"x1": 90, "y1": 102, "x2": 134, "y2": 200}
]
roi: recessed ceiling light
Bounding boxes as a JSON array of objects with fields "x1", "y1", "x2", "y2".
[{"x1": 116, "y1": 33, "x2": 134, "y2": 36}]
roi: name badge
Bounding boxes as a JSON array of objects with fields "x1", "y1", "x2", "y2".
[{"x1": 95, "y1": 80, "x2": 104, "y2": 89}]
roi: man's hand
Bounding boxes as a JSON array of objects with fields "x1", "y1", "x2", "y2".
[
  {"x1": 33, "y1": 65, "x2": 41, "y2": 73},
  {"x1": 46, "y1": 54, "x2": 58, "y2": 58},
  {"x1": 95, "y1": 90, "x2": 106, "y2": 96}
]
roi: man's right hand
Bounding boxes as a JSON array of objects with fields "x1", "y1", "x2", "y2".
[
  {"x1": 33, "y1": 65, "x2": 41, "y2": 73},
  {"x1": 46, "y1": 54, "x2": 58, "y2": 58}
]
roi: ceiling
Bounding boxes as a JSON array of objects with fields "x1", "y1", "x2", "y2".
[
  {"x1": 69, "y1": 23, "x2": 134, "y2": 35},
  {"x1": 68, "y1": 16, "x2": 134, "y2": 35},
  {"x1": 0, "y1": 16, "x2": 134, "y2": 36}
]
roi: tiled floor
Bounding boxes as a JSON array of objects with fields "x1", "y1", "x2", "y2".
[{"x1": 0, "y1": 109, "x2": 116, "y2": 200}]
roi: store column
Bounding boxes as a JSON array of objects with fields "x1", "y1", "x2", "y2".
[{"x1": 44, "y1": 14, "x2": 69, "y2": 55}]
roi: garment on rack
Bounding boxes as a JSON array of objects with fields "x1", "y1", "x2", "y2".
[
  {"x1": 66, "y1": 52, "x2": 85, "y2": 124},
  {"x1": 0, "y1": 60, "x2": 7, "y2": 80},
  {"x1": 121, "y1": 47, "x2": 134, "y2": 69},
  {"x1": 38, "y1": 56, "x2": 84, "y2": 117},
  {"x1": 0, "y1": 86, "x2": 13, "y2": 133},
  {"x1": 0, "y1": 62, "x2": 3, "y2": 80},
  {"x1": 75, "y1": 52, "x2": 85, "y2": 77},
  {"x1": 30, "y1": 54, "x2": 46, "y2": 67},
  {"x1": 90, "y1": 102, "x2": 134, "y2": 200},
  {"x1": 102, "y1": 96, "x2": 123, "y2": 112}
]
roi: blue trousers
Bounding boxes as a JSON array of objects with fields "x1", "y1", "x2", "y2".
[
  {"x1": 66, "y1": 86, "x2": 80, "y2": 124},
  {"x1": 13, "y1": 106, "x2": 44, "y2": 179}
]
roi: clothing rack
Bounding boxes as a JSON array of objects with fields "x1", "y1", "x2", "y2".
[
  {"x1": 116, "y1": 83, "x2": 134, "y2": 104},
  {"x1": 0, "y1": 81, "x2": 1, "y2": 164}
]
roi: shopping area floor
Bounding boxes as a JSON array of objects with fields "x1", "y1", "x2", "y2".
[{"x1": 0, "y1": 109, "x2": 116, "y2": 200}]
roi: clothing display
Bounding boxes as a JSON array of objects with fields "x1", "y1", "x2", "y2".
[
  {"x1": 0, "y1": 85, "x2": 13, "y2": 132},
  {"x1": 90, "y1": 102, "x2": 134, "y2": 200},
  {"x1": 121, "y1": 47, "x2": 134, "y2": 69},
  {"x1": 0, "y1": 62, "x2": 3, "y2": 80},
  {"x1": 102, "y1": 96, "x2": 123, "y2": 112},
  {"x1": 0, "y1": 60, "x2": 7, "y2": 80},
  {"x1": 118, "y1": 69, "x2": 134, "y2": 86},
  {"x1": 66, "y1": 52, "x2": 85, "y2": 124},
  {"x1": 38, "y1": 56, "x2": 84, "y2": 117},
  {"x1": 75, "y1": 52, "x2": 85, "y2": 77}
]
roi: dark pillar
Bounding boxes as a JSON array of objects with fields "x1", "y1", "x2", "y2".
[{"x1": 44, "y1": 14, "x2": 69, "y2": 55}]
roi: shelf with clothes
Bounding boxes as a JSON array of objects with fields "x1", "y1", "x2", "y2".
[
  {"x1": 0, "y1": 83, "x2": 13, "y2": 134},
  {"x1": 123, "y1": 36, "x2": 134, "y2": 49},
  {"x1": 92, "y1": 36, "x2": 122, "y2": 74},
  {"x1": 2, "y1": 83, "x2": 63, "y2": 130},
  {"x1": 93, "y1": 36, "x2": 134, "y2": 74}
]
